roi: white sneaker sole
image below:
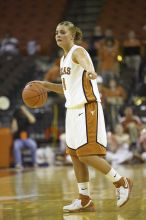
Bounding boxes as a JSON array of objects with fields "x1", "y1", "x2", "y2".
[
  {"x1": 63, "y1": 202, "x2": 96, "y2": 213},
  {"x1": 119, "y1": 178, "x2": 133, "y2": 207}
]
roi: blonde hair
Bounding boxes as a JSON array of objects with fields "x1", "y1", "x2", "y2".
[{"x1": 58, "y1": 21, "x2": 83, "y2": 43}]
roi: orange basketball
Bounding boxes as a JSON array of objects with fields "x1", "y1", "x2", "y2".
[{"x1": 22, "y1": 82, "x2": 48, "y2": 108}]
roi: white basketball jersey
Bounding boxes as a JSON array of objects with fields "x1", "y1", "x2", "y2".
[{"x1": 60, "y1": 45, "x2": 101, "y2": 108}]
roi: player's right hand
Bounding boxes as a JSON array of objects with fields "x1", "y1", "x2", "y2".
[
  {"x1": 26, "y1": 80, "x2": 46, "y2": 87},
  {"x1": 27, "y1": 80, "x2": 51, "y2": 92}
]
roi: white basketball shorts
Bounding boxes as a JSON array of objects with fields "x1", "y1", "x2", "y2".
[{"x1": 65, "y1": 101, "x2": 107, "y2": 156}]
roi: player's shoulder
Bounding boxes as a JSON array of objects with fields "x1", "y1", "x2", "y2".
[
  {"x1": 72, "y1": 45, "x2": 87, "y2": 56},
  {"x1": 73, "y1": 44, "x2": 86, "y2": 51}
]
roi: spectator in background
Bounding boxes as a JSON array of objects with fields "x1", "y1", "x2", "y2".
[
  {"x1": 132, "y1": 74, "x2": 146, "y2": 105},
  {"x1": 0, "y1": 32, "x2": 19, "y2": 55},
  {"x1": 44, "y1": 49, "x2": 63, "y2": 82},
  {"x1": 104, "y1": 79, "x2": 127, "y2": 131},
  {"x1": 139, "y1": 51, "x2": 146, "y2": 81},
  {"x1": 44, "y1": 57, "x2": 60, "y2": 82},
  {"x1": 89, "y1": 25, "x2": 104, "y2": 69},
  {"x1": 120, "y1": 106, "x2": 143, "y2": 150},
  {"x1": 27, "y1": 39, "x2": 41, "y2": 56},
  {"x1": 98, "y1": 29, "x2": 120, "y2": 84},
  {"x1": 135, "y1": 74, "x2": 146, "y2": 97},
  {"x1": 123, "y1": 30, "x2": 142, "y2": 79},
  {"x1": 106, "y1": 124, "x2": 132, "y2": 166},
  {"x1": 11, "y1": 105, "x2": 37, "y2": 169},
  {"x1": 137, "y1": 128, "x2": 146, "y2": 162},
  {"x1": 59, "y1": 132, "x2": 72, "y2": 165},
  {"x1": 59, "y1": 132, "x2": 66, "y2": 153},
  {"x1": 36, "y1": 145, "x2": 55, "y2": 166},
  {"x1": 131, "y1": 128, "x2": 146, "y2": 163},
  {"x1": 90, "y1": 25, "x2": 104, "y2": 55}
]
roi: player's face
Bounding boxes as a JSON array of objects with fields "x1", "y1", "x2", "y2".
[{"x1": 55, "y1": 25, "x2": 74, "y2": 48}]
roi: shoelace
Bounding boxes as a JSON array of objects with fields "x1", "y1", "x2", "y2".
[
  {"x1": 71, "y1": 199, "x2": 81, "y2": 208},
  {"x1": 116, "y1": 186, "x2": 127, "y2": 201}
]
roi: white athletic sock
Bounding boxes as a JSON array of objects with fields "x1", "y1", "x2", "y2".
[
  {"x1": 78, "y1": 182, "x2": 90, "y2": 196},
  {"x1": 105, "y1": 168, "x2": 122, "y2": 183}
]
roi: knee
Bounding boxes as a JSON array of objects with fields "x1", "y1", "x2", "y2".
[
  {"x1": 28, "y1": 139, "x2": 37, "y2": 150},
  {"x1": 32, "y1": 142, "x2": 37, "y2": 150},
  {"x1": 14, "y1": 139, "x2": 23, "y2": 150},
  {"x1": 78, "y1": 156, "x2": 89, "y2": 164}
]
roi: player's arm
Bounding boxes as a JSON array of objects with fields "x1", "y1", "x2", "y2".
[
  {"x1": 28, "y1": 81, "x2": 64, "y2": 94},
  {"x1": 72, "y1": 48, "x2": 97, "y2": 80},
  {"x1": 20, "y1": 105, "x2": 36, "y2": 124},
  {"x1": 43, "y1": 81, "x2": 64, "y2": 94}
]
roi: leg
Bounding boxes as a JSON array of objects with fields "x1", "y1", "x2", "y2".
[
  {"x1": 63, "y1": 155, "x2": 95, "y2": 213},
  {"x1": 24, "y1": 138, "x2": 37, "y2": 166},
  {"x1": 13, "y1": 139, "x2": 24, "y2": 167},
  {"x1": 79, "y1": 155, "x2": 133, "y2": 207},
  {"x1": 64, "y1": 102, "x2": 133, "y2": 211},
  {"x1": 71, "y1": 155, "x2": 89, "y2": 183},
  {"x1": 78, "y1": 155, "x2": 111, "y2": 174}
]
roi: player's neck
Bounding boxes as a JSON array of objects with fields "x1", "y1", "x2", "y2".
[{"x1": 63, "y1": 43, "x2": 74, "y2": 56}]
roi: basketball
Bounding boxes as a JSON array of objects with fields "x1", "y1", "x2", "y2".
[{"x1": 22, "y1": 82, "x2": 48, "y2": 108}]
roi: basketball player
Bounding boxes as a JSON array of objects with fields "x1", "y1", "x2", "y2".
[{"x1": 30, "y1": 21, "x2": 133, "y2": 212}]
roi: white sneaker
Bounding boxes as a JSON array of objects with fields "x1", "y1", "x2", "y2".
[
  {"x1": 63, "y1": 198, "x2": 95, "y2": 213},
  {"x1": 114, "y1": 177, "x2": 133, "y2": 207}
]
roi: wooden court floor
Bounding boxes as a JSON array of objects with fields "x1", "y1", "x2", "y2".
[{"x1": 0, "y1": 164, "x2": 146, "y2": 220}]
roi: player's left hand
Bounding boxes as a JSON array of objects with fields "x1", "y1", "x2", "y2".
[{"x1": 86, "y1": 72, "x2": 97, "y2": 80}]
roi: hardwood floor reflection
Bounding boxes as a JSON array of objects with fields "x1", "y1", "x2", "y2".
[{"x1": 0, "y1": 164, "x2": 146, "y2": 220}]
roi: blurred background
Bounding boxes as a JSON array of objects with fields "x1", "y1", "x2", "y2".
[{"x1": 0, "y1": 0, "x2": 146, "y2": 169}]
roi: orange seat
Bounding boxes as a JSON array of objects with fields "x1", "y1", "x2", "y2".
[
  {"x1": 0, "y1": 0, "x2": 68, "y2": 55},
  {"x1": 0, "y1": 128, "x2": 13, "y2": 168},
  {"x1": 98, "y1": 0, "x2": 146, "y2": 39}
]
